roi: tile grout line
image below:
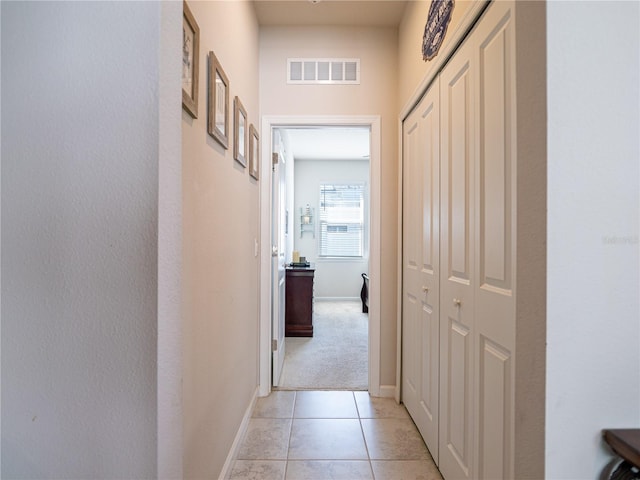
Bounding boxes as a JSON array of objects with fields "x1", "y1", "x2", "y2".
[
  {"x1": 353, "y1": 391, "x2": 376, "y2": 480},
  {"x1": 283, "y1": 390, "x2": 297, "y2": 480}
]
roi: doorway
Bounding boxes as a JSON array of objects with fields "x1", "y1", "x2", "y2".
[
  {"x1": 258, "y1": 115, "x2": 382, "y2": 397},
  {"x1": 277, "y1": 126, "x2": 370, "y2": 389}
]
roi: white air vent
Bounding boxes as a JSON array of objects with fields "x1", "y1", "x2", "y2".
[{"x1": 287, "y1": 58, "x2": 360, "y2": 85}]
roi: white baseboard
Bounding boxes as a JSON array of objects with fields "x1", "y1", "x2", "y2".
[
  {"x1": 218, "y1": 387, "x2": 258, "y2": 480},
  {"x1": 378, "y1": 385, "x2": 396, "y2": 399},
  {"x1": 315, "y1": 296, "x2": 360, "y2": 302}
]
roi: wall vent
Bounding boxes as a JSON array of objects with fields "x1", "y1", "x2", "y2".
[{"x1": 287, "y1": 58, "x2": 360, "y2": 85}]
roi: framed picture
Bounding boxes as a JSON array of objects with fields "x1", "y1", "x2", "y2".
[
  {"x1": 182, "y1": 1, "x2": 200, "y2": 118},
  {"x1": 208, "y1": 51, "x2": 229, "y2": 148},
  {"x1": 234, "y1": 96, "x2": 248, "y2": 167},
  {"x1": 249, "y1": 124, "x2": 259, "y2": 180}
]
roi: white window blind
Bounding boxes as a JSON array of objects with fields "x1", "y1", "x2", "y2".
[{"x1": 319, "y1": 183, "x2": 364, "y2": 257}]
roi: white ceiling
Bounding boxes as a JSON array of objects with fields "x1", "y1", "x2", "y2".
[
  {"x1": 253, "y1": 0, "x2": 408, "y2": 27},
  {"x1": 279, "y1": 126, "x2": 370, "y2": 161}
]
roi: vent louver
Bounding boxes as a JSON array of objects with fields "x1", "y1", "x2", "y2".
[{"x1": 287, "y1": 58, "x2": 360, "y2": 85}]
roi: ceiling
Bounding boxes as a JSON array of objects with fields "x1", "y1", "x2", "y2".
[
  {"x1": 253, "y1": 0, "x2": 408, "y2": 27},
  {"x1": 279, "y1": 126, "x2": 370, "y2": 161}
]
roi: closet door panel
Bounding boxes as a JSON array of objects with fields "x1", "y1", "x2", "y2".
[
  {"x1": 439, "y1": 37, "x2": 475, "y2": 480},
  {"x1": 402, "y1": 79, "x2": 440, "y2": 462},
  {"x1": 445, "y1": 318, "x2": 471, "y2": 471},
  {"x1": 403, "y1": 112, "x2": 421, "y2": 415},
  {"x1": 478, "y1": 337, "x2": 511, "y2": 480},
  {"x1": 474, "y1": 3, "x2": 516, "y2": 478},
  {"x1": 422, "y1": 95, "x2": 440, "y2": 279},
  {"x1": 448, "y1": 71, "x2": 472, "y2": 283},
  {"x1": 478, "y1": 9, "x2": 514, "y2": 297},
  {"x1": 418, "y1": 83, "x2": 441, "y2": 460}
]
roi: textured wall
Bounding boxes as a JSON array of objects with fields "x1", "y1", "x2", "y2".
[
  {"x1": 546, "y1": 1, "x2": 640, "y2": 477},
  {"x1": 1, "y1": 2, "x2": 160, "y2": 477},
  {"x1": 158, "y1": 1, "x2": 183, "y2": 478}
]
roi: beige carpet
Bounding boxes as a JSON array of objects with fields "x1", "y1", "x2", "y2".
[{"x1": 279, "y1": 300, "x2": 368, "y2": 390}]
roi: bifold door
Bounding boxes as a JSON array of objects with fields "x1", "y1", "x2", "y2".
[
  {"x1": 402, "y1": 76, "x2": 441, "y2": 463},
  {"x1": 401, "y1": 1, "x2": 517, "y2": 478}
]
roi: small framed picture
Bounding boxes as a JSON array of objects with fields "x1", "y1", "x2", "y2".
[
  {"x1": 234, "y1": 96, "x2": 248, "y2": 167},
  {"x1": 182, "y1": 1, "x2": 199, "y2": 118},
  {"x1": 249, "y1": 124, "x2": 259, "y2": 180},
  {"x1": 208, "y1": 51, "x2": 229, "y2": 148}
]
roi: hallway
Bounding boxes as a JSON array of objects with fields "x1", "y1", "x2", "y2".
[{"x1": 229, "y1": 390, "x2": 442, "y2": 480}]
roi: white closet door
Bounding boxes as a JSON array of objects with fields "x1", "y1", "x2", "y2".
[
  {"x1": 472, "y1": 2, "x2": 516, "y2": 478},
  {"x1": 439, "y1": 33, "x2": 476, "y2": 480},
  {"x1": 402, "y1": 77, "x2": 440, "y2": 462}
]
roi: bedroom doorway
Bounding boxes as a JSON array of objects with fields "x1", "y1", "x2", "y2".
[
  {"x1": 258, "y1": 116, "x2": 382, "y2": 397},
  {"x1": 277, "y1": 125, "x2": 370, "y2": 389}
]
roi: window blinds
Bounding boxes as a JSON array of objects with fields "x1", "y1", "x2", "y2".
[{"x1": 318, "y1": 183, "x2": 364, "y2": 257}]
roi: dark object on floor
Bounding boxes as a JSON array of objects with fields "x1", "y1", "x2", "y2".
[
  {"x1": 360, "y1": 273, "x2": 369, "y2": 313},
  {"x1": 285, "y1": 266, "x2": 315, "y2": 337},
  {"x1": 602, "y1": 429, "x2": 640, "y2": 480}
]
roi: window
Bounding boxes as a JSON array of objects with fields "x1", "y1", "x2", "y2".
[{"x1": 319, "y1": 183, "x2": 364, "y2": 257}]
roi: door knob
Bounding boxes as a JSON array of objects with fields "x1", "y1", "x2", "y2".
[
  {"x1": 422, "y1": 286, "x2": 429, "y2": 293},
  {"x1": 453, "y1": 298, "x2": 462, "y2": 307},
  {"x1": 271, "y1": 246, "x2": 278, "y2": 257}
]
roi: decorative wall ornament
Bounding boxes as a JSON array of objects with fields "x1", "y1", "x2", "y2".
[{"x1": 422, "y1": 0, "x2": 455, "y2": 62}]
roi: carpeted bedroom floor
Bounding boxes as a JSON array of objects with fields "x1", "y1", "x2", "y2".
[{"x1": 279, "y1": 300, "x2": 368, "y2": 390}]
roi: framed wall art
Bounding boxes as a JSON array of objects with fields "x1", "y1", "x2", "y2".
[
  {"x1": 234, "y1": 96, "x2": 248, "y2": 167},
  {"x1": 249, "y1": 124, "x2": 259, "y2": 180},
  {"x1": 208, "y1": 51, "x2": 229, "y2": 148},
  {"x1": 182, "y1": 1, "x2": 200, "y2": 118}
]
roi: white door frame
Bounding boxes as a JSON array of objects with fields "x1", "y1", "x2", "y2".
[{"x1": 259, "y1": 115, "x2": 382, "y2": 397}]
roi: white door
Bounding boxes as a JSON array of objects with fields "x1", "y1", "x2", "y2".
[
  {"x1": 439, "y1": 32, "x2": 476, "y2": 480},
  {"x1": 400, "y1": 2, "x2": 518, "y2": 477},
  {"x1": 271, "y1": 141, "x2": 287, "y2": 386},
  {"x1": 402, "y1": 76, "x2": 441, "y2": 462},
  {"x1": 471, "y1": 2, "x2": 516, "y2": 477}
]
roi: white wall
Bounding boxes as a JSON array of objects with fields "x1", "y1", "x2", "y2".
[
  {"x1": 157, "y1": 1, "x2": 183, "y2": 478},
  {"x1": 260, "y1": 25, "x2": 398, "y2": 385},
  {"x1": 1, "y1": 2, "x2": 161, "y2": 477},
  {"x1": 181, "y1": 1, "x2": 261, "y2": 478},
  {"x1": 546, "y1": 1, "x2": 640, "y2": 477},
  {"x1": 294, "y1": 159, "x2": 369, "y2": 299}
]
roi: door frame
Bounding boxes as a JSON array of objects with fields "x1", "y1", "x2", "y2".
[{"x1": 259, "y1": 115, "x2": 382, "y2": 397}]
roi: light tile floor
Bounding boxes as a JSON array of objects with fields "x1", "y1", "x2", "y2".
[{"x1": 229, "y1": 391, "x2": 443, "y2": 480}]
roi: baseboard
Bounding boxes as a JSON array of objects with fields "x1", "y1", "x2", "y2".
[
  {"x1": 315, "y1": 296, "x2": 360, "y2": 302},
  {"x1": 218, "y1": 386, "x2": 258, "y2": 480},
  {"x1": 378, "y1": 385, "x2": 396, "y2": 399}
]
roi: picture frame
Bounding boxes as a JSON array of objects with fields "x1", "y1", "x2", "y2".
[
  {"x1": 182, "y1": 1, "x2": 200, "y2": 118},
  {"x1": 208, "y1": 51, "x2": 229, "y2": 148},
  {"x1": 234, "y1": 96, "x2": 248, "y2": 167},
  {"x1": 249, "y1": 124, "x2": 259, "y2": 180}
]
